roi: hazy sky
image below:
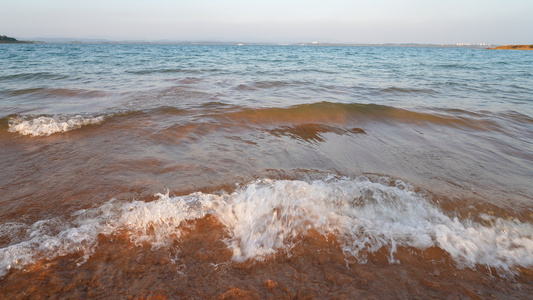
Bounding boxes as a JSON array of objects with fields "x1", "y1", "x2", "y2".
[{"x1": 2, "y1": 0, "x2": 532, "y2": 44}]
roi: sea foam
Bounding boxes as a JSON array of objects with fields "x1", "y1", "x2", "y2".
[
  {"x1": 8, "y1": 115, "x2": 105, "y2": 136},
  {"x1": 1, "y1": 177, "x2": 531, "y2": 277}
]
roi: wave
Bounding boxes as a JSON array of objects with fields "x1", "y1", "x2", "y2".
[
  {"x1": 1, "y1": 107, "x2": 186, "y2": 137},
  {"x1": 380, "y1": 86, "x2": 437, "y2": 95},
  {"x1": 7, "y1": 114, "x2": 106, "y2": 137},
  {"x1": 1, "y1": 87, "x2": 108, "y2": 99},
  {"x1": 1, "y1": 176, "x2": 531, "y2": 277},
  {"x1": 127, "y1": 68, "x2": 206, "y2": 75},
  {"x1": 207, "y1": 102, "x2": 513, "y2": 132},
  {"x1": 6, "y1": 102, "x2": 530, "y2": 138},
  {"x1": 0, "y1": 72, "x2": 68, "y2": 82},
  {"x1": 234, "y1": 80, "x2": 316, "y2": 91}
]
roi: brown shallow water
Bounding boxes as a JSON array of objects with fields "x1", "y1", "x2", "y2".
[
  {"x1": 0, "y1": 222, "x2": 531, "y2": 299},
  {"x1": 1, "y1": 102, "x2": 532, "y2": 299}
]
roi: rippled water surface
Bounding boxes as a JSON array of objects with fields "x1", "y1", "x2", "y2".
[{"x1": 1, "y1": 44, "x2": 532, "y2": 298}]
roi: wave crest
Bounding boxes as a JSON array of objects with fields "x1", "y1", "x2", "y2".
[{"x1": 8, "y1": 115, "x2": 105, "y2": 137}]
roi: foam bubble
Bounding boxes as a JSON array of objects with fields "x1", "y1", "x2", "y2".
[
  {"x1": 8, "y1": 115, "x2": 105, "y2": 136},
  {"x1": 0, "y1": 193, "x2": 215, "y2": 277},
  {"x1": 1, "y1": 177, "x2": 532, "y2": 277},
  {"x1": 113, "y1": 191, "x2": 218, "y2": 249}
]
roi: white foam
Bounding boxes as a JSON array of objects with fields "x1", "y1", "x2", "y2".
[
  {"x1": 8, "y1": 115, "x2": 105, "y2": 136},
  {"x1": 112, "y1": 191, "x2": 217, "y2": 249},
  {"x1": 1, "y1": 177, "x2": 532, "y2": 277},
  {"x1": 0, "y1": 193, "x2": 216, "y2": 277}
]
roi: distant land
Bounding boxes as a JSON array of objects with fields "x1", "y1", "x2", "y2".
[
  {"x1": 5, "y1": 35, "x2": 527, "y2": 49},
  {"x1": 0, "y1": 35, "x2": 36, "y2": 43},
  {"x1": 487, "y1": 45, "x2": 533, "y2": 50},
  {"x1": 4, "y1": 36, "x2": 498, "y2": 49}
]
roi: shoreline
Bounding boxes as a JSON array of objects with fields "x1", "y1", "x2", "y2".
[{"x1": 488, "y1": 44, "x2": 533, "y2": 50}]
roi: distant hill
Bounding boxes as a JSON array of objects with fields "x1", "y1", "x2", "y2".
[
  {"x1": 488, "y1": 45, "x2": 533, "y2": 50},
  {"x1": 0, "y1": 35, "x2": 18, "y2": 42},
  {"x1": 0, "y1": 35, "x2": 34, "y2": 43}
]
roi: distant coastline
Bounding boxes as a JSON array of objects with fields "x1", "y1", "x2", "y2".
[
  {"x1": 2, "y1": 37, "x2": 496, "y2": 49},
  {"x1": 0, "y1": 35, "x2": 36, "y2": 44},
  {"x1": 487, "y1": 44, "x2": 533, "y2": 50},
  {"x1": 6, "y1": 35, "x2": 530, "y2": 50}
]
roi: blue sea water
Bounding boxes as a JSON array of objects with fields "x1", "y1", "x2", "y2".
[{"x1": 1, "y1": 44, "x2": 532, "y2": 116}]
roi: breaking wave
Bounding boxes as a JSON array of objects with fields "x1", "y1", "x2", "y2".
[
  {"x1": 1, "y1": 176, "x2": 531, "y2": 277},
  {"x1": 7, "y1": 115, "x2": 106, "y2": 137}
]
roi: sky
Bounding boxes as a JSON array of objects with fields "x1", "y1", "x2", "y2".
[{"x1": 2, "y1": 0, "x2": 532, "y2": 44}]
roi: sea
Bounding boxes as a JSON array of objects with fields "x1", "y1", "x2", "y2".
[{"x1": 0, "y1": 44, "x2": 532, "y2": 298}]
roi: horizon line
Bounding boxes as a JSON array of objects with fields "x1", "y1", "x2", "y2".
[{"x1": 10, "y1": 37, "x2": 501, "y2": 47}]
